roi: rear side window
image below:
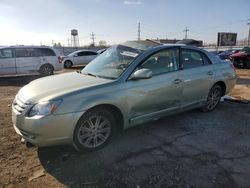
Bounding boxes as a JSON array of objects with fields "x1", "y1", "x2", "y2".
[
  {"x1": 15, "y1": 48, "x2": 36, "y2": 58},
  {"x1": 78, "y1": 51, "x2": 97, "y2": 56},
  {"x1": 86, "y1": 51, "x2": 97, "y2": 55},
  {"x1": 0, "y1": 49, "x2": 13, "y2": 58},
  {"x1": 181, "y1": 49, "x2": 210, "y2": 69},
  {"x1": 36, "y1": 48, "x2": 56, "y2": 56},
  {"x1": 202, "y1": 53, "x2": 212, "y2": 65}
]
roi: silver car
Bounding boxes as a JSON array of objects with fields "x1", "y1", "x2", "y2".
[
  {"x1": 63, "y1": 50, "x2": 98, "y2": 68},
  {"x1": 12, "y1": 41, "x2": 237, "y2": 151},
  {"x1": 0, "y1": 46, "x2": 63, "y2": 76}
]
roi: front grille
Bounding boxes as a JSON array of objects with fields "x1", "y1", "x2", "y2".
[{"x1": 13, "y1": 95, "x2": 29, "y2": 115}]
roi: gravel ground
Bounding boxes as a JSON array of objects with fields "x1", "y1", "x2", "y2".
[{"x1": 0, "y1": 68, "x2": 249, "y2": 188}]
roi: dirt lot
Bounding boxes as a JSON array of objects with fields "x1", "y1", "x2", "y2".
[{"x1": 0, "y1": 68, "x2": 250, "y2": 188}]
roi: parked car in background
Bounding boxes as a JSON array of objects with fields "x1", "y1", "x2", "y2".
[
  {"x1": 62, "y1": 50, "x2": 98, "y2": 68},
  {"x1": 218, "y1": 49, "x2": 240, "y2": 60},
  {"x1": 12, "y1": 41, "x2": 236, "y2": 152},
  {"x1": 209, "y1": 50, "x2": 224, "y2": 55},
  {"x1": 0, "y1": 46, "x2": 63, "y2": 76},
  {"x1": 230, "y1": 46, "x2": 250, "y2": 68},
  {"x1": 97, "y1": 48, "x2": 107, "y2": 54}
]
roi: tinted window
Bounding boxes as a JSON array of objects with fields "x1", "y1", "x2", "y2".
[
  {"x1": 202, "y1": 53, "x2": 212, "y2": 65},
  {"x1": 139, "y1": 48, "x2": 179, "y2": 75},
  {"x1": 241, "y1": 47, "x2": 250, "y2": 53},
  {"x1": 86, "y1": 51, "x2": 97, "y2": 55},
  {"x1": 0, "y1": 49, "x2": 13, "y2": 58},
  {"x1": 37, "y1": 48, "x2": 56, "y2": 56},
  {"x1": 78, "y1": 51, "x2": 97, "y2": 56},
  {"x1": 181, "y1": 49, "x2": 203, "y2": 69},
  {"x1": 15, "y1": 48, "x2": 36, "y2": 58}
]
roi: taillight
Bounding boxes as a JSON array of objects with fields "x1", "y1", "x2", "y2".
[{"x1": 57, "y1": 56, "x2": 63, "y2": 64}]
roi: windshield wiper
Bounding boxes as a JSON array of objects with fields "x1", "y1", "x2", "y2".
[{"x1": 81, "y1": 71, "x2": 98, "y2": 78}]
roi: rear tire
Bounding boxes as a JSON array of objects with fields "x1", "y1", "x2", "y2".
[
  {"x1": 245, "y1": 59, "x2": 250, "y2": 69},
  {"x1": 201, "y1": 85, "x2": 222, "y2": 112},
  {"x1": 64, "y1": 60, "x2": 73, "y2": 68},
  {"x1": 73, "y1": 108, "x2": 116, "y2": 152},
  {"x1": 39, "y1": 64, "x2": 54, "y2": 76}
]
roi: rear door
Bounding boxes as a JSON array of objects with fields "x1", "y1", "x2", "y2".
[
  {"x1": 179, "y1": 48, "x2": 214, "y2": 106},
  {"x1": 36, "y1": 48, "x2": 57, "y2": 68},
  {"x1": 15, "y1": 48, "x2": 42, "y2": 74},
  {"x1": 73, "y1": 51, "x2": 88, "y2": 65},
  {"x1": 0, "y1": 48, "x2": 16, "y2": 75},
  {"x1": 85, "y1": 51, "x2": 98, "y2": 63}
]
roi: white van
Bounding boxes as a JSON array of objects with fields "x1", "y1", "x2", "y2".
[{"x1": 0, "y1": 46, "x2": 63, "y2": 76}]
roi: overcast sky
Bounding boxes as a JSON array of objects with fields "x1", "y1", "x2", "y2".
[{"x1": 0, "y1": 0, "x2": 249, "y2": 46}]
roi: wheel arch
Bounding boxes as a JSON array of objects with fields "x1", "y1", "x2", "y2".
[
  {"x1": 64, "y1": 60, "x2": 73, "y2": 67},
  {"x1": 77, "y1": 103, "x2": 124, "y2": 132},
  {"x1": 212, "y1": 81, "x2": 226, "y2": 96},
  {"x1": 38, "y1": 63, "x2": 54, "y2": 74}
]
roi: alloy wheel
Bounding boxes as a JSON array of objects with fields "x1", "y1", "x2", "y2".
[
  {"x1": 77, "y1": 114, "x2": 111, "y2": 148},
  {"x1": 207, "y1": 87, "x2": 221, "y2": 111}
]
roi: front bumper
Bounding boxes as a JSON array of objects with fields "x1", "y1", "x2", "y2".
[{"x1": 12, "y1": 105, "x2": 84, "y2": 147}]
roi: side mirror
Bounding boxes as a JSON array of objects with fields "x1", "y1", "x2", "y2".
[
  {"x1": 74, "y1": 54, "x2": 78, "y2": 57},
  {"x1": 131, "y1": 68, "x2": 152, "y2": 80}
]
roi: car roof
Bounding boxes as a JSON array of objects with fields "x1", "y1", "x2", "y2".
[
  {"x1": 1, "y1": 45, "x2": 54, "y2": 49},
  {"x1": 73, "y1": 50, "x2": 97, "y2": 53},
  {"x1": 122, "y1": 40, "x2": 162, "y2": 51}
]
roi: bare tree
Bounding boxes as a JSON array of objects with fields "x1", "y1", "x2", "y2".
[{"x1": 98, "y1": 40, "x2": 107, "y2": 47}]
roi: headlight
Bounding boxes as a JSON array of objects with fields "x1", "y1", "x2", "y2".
[{"x1": 28, "y1": 100, "x2": 62, "y2": 117}]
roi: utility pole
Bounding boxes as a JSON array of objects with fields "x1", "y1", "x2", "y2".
[
  {"x1": 138, "y1": 22, "x2": 141, "y2": 41},
  {"x1": 90, "y1": 32, "x2": 96, "y2": 46},
  {"x1": 183, "y1": 27, "x2": 189, "y2": 39},
  {"x1": 67, "y1": 38, "x2": 70, "y2": 47},
  {"x1": 247, "y1": 19, "x2": 250, "y2": 46}
]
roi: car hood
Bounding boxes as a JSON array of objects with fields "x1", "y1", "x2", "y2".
[{"x1": 18, "y1": 72, "x2": 113, "y2": 103}]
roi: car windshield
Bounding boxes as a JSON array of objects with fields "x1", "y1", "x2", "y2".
[{"x1": 81, "y1": 44, "x2": 143, "y2": 79}]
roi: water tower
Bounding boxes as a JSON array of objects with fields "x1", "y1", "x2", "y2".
[{"x1": 71, "y1": 29, "x2": 79, "y2": 47}]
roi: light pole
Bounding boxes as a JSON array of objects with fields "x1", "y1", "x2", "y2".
[{"x1": 247, "y1": 19, "x2": 250, "y2": 46}]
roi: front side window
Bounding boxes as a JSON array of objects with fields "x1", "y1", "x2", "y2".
[
  {"x1": 0, "y1": 49, "x2": 13, "y2": 58},
  {"x1": 181, "y1": 49, "x2": 204, "y2": 69},
  {"x1": 15, "y1": 48, "x2": 35, "y2": 58},
  {"x1": 138, "y1": 48, "x2": 179, "y2": 75}
]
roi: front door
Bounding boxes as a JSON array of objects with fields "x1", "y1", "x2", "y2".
[
  {"x1": 0, "y1": 48, "x2": 16, "y2": 75},
  {"x1": 125, "y1": 48, "x2": 182, "y2": 125}
]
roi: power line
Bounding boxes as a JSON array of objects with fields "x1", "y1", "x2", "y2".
[{"x1": 138, "y1": 22, "x2": 141, "y2": 40}]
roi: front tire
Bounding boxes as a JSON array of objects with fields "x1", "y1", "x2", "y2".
[
  {"x1": 73, "y1": 108, "x2": 116, "y2": 152},
  {"x1": 201, "y1": 85, "x2": 222, "y2": 112}
]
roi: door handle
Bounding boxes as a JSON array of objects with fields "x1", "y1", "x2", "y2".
[
  {"x1": 207, "y1": 71, "x2": 213, "y2": 76},
  {"x1": 173, "y1": 79, "x2": 183, "y2": 84}
]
